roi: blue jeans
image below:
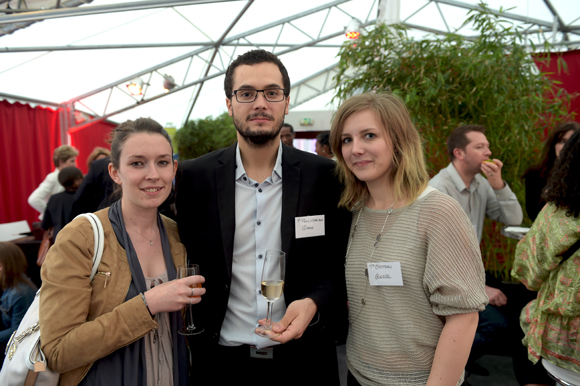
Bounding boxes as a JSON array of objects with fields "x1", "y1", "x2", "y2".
[{"x1": 470, "y1": 304, "x2": 509, "y2": 360}]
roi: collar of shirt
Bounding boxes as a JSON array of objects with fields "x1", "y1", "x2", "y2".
[
  {"x1": 235, "y1": 142, "x2": 283, "y2": 185},
  {"x1": 447, "y1": 162, "x2": 479, "y2": 193}
]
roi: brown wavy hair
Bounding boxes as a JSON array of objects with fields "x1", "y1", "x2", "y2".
[
  {"x1": 329, "y1": 93, "x2": 429, "y2": 210},
  {"x1": 0, "y1": 242, "x2": 36, "y2": 290}
]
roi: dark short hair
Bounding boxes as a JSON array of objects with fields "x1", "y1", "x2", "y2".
[
  {"x1": 58, "y1": 166, "x2": 83, "y2": 189},
  {"x1": 447, "y1": 125, "x2": 486, "y2": 160},
  {"x1": 282, "y1": 123, "x2": 294, "y2": 133},
  {"x1": 224, "y1": 49, "x2": 291, "y2": 99},
  {"x1": 316, "y1": 132, "x2": 331, "y2": 148}
]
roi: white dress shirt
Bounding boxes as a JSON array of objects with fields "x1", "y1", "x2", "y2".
[
  {"x1": 28, "y1": 169, "x2": 64, "y2": 220},
  {"x1": 219, "y1": 143, "x2": 286, "y2": 349},
  {"x1": 429, "y1": 162, "x2": 523, "y2": 243}
]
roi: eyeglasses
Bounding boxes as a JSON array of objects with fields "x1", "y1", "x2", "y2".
[{"x1": 231, "y1": 88, "x2": 286, "y2": 103}]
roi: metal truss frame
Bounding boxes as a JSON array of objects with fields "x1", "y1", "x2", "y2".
[
  {"x1": 54, "y1": 0, "x2": 377, "y2": 139},
  {"x1": 2, "y1": 0, "x2": 579, "y2": 141}
]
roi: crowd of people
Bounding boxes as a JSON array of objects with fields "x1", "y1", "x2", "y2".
[{"x1": 1, "y1": 49, "x2": 578, "y2": 386}]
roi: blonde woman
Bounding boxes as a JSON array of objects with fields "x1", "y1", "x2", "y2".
[{"x1": 330, "y1": 93, "x2": 487, "y2": 386}]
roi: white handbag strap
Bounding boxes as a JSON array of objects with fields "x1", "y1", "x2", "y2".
[{"x1": 74, "y1": 213, "x2": 105, "y2": 281}]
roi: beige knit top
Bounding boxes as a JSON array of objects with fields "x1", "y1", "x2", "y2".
[{"x1": 345, "y1": 189, "x2": 487, "y2": 386}]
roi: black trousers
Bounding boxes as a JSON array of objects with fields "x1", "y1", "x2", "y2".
[{"x1": 189, "y1": 331, "x2": 340, "y2": 386}]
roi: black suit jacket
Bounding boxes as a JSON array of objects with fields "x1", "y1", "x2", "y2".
[
  {"x1": 70, "y1": 157, "x2": 115, "y2": 220},
  {"x1": 175, "y1": 143, "x2": 351, "y2": 344}
]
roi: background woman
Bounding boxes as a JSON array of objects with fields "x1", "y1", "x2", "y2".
[
  {"x1": 28, "y1": 145, "x2": 79, "y2": 220},
  {"x1": 523, "y1": 121, "x2": 579, "y2": 221},
  {"x1": 329, "y1": 93, "x2": 487, "y2": 386},
  {"x1": 512, "y1": 129, "x2": 580, "y2": 375},
  {"x1": 315, "y1": 132, "x2": 334, "y2": 159},
  {"x1": 0, "y1": 242, "x2": 37, "y2": 366},
  {"x1": 86, "y1": 146, "x2": 111, "y2": 171},
  {"x1": 39, "y1": 118, "x2": 205, "y2": 386},
  {"x1": 42, "y1": 166, "x2": 84, "y2": 240}
]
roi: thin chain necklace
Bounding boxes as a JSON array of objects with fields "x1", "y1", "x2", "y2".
[
  {"x1": 345, "y1": 199, "x2": 396, "y2": 324},
  {"x1": 126, "y1": 225, "x2": 155, "y2": 246}
]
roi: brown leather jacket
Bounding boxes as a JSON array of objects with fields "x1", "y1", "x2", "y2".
[{"x1": 39, "y1": 208, "x2": 186, "y2": 386}]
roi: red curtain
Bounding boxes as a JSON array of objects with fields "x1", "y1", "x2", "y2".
[
  {"x1": 534, "y1": 49, "x2": 580, "y2": 119},
  {"x1": 0, "y1": 100, "x2": 61, "y2": 226},
  {"x1": 69, "y1": 120, "x2": 116, "y2": 174}
]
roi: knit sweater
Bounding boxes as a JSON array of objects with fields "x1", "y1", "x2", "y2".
[{"x1": 345, "y1": 189, "x2": 488, "y2": 386}]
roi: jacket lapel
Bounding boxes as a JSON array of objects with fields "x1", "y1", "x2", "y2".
[
  {"x1": 281, "y1": 147, "x2": 300, "y2": 257},
  {"x1": 216, "y1": 144, "x2": 237, "y2": 280}
]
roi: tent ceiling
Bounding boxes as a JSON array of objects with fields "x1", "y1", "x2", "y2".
[{"x1": 1, "y1": 0, "x2": 578, "y2": 130}]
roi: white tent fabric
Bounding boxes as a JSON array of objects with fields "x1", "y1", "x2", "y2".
[{"x1": 0, "y1": 0, "x2": 578, "y2": 129}]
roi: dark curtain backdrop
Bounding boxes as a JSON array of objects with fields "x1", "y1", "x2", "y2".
[{"x1": 0, "y1": 100, "x2": 61, "y2": 227}]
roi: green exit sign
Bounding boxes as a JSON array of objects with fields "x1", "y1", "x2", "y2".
[{"x1": 300, "y1": 117, "x2": 313, "y2": 126}]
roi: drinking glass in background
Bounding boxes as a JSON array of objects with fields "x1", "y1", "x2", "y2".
[
  {"x1": 177, "y1": 264, "x2": 204, "y2": 336},
  {"x1": 255, "y1": 250, "x2": 286, "y2": 338}
]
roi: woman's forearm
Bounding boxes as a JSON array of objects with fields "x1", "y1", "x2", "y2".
[{"x1": 426, "y1": 312, "x2": 478, "y2": 386}]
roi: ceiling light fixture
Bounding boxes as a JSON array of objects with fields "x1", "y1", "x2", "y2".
[
  {"x1": 346, "y1": 18, "x2": 361, "y2": 40},
  {"x1": 127, "y1": 77, "x2": 144, "y2": 95},
  {"x1": 162, "y1": 74, "x2": 176, "y2": 92}
]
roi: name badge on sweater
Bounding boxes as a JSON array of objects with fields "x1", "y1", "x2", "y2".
[
  {"x1": 367, "y1": 262, "x2": 403, "y2": 286},
  {"x1": 295, "y1": 215, "x2": 325, "y2": 239}
]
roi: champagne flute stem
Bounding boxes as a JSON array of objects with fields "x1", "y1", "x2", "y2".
[
  {"x1": 265, "y1": 301, "x2": 274, "y2": 331},
  {"x1": 188, "y1": 304, "x2": 195, "y2": 330}
]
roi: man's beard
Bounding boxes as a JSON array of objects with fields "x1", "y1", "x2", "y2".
[{"x1": 233, "y1": 112, "x2": 284, "y2": 148}]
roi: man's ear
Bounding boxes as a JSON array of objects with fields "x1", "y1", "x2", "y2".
[
  {"x1": 453, "y1": 148, "x2": 465, "y2": 160},
  {"x1": 226, "y1": 97, "x2": 233, "y2": 117},
  {"x1": 284, "y1": 95, "x2": 290, "y2": 115}
]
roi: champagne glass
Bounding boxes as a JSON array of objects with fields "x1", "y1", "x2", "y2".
[
  {"x1": 255, "y1": 250, "x2": 286, "y2": 338},
  {"x1": 178, "y1": 264, "x2": 204, "y2": 336}
]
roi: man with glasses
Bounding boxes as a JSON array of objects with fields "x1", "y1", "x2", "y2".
[{"x1": 176, "y1": 49, "x2": 350, "y2": 385}]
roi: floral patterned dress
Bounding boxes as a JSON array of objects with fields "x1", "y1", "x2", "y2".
[{"x1": 512, "y1": 202, "x2": 580, "y2": 373}]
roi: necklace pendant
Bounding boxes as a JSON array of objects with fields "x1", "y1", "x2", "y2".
[
  {"x1": 374, "y1": 241, "x2": 380, "y2": 248},
  {"x1": 150, "y1": 241, "x2": 153, "y2": 246},
  {"x1": 387, "y1": 208, "x2": 393, "y2": 214},
  {"x1": 376, "y1": 234, "x2": 381, "y2": 242}
]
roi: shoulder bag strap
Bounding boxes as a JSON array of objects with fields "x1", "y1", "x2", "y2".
[{"x1": 74, "y1": 213, "x2": 105, "y2": 280}]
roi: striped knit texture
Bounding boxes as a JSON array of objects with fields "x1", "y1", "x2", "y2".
[{"x1": 346, "y1": 190, "x2": 487, "y2": 386}]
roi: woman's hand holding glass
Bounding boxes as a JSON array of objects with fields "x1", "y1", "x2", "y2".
[{"x1": 143, "y1": 274, "x2": 205, "y2": 315}]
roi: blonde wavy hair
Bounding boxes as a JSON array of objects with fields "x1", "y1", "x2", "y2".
[{"x1": 329, "y1": 93, "x2": 429, "y2": 210}]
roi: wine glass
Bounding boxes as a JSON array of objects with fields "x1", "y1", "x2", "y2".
[
  {"x1": 177, "y1": 264, "x2": 204, "y2": 336},
  {"x1": 255, "y1": 250, "x2": 286, "y2": 338}
]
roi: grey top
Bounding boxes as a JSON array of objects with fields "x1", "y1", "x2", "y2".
[
  {"x1": 345, "y1": 188, "x2": 488, "y2": 386},
  {"x1": 429, "y1": 162, "x2": 523, "y2": 242},
  {"x1": 145, "y1": 271, "x2": 173, "y2": 386}
]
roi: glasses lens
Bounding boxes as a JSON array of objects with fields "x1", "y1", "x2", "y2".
[
  {"x1": 263, "y1": 89, "x2": 284, "y2": 102},
  {"x1": 237, "y1": 89, "x2": 257, "y2": 102}
]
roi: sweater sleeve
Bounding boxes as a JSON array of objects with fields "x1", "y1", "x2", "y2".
[
  {"x1": 422, "y1": 193, "x2": 488, "y2": 316},
  {"x1": 39, "y1": 217, "x2": 158, "y2": 373}
]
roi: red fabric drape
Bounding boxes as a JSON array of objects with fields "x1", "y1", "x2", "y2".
[
  {"x1": 0, "y1": 100, "x2": 61, "y2": 227},
  {"x1": 534, "y1": 49, "x2": 580, "y2": 118},
  {"x1": 69, "y1": 120, "x2": 115, "y2": 174}
]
